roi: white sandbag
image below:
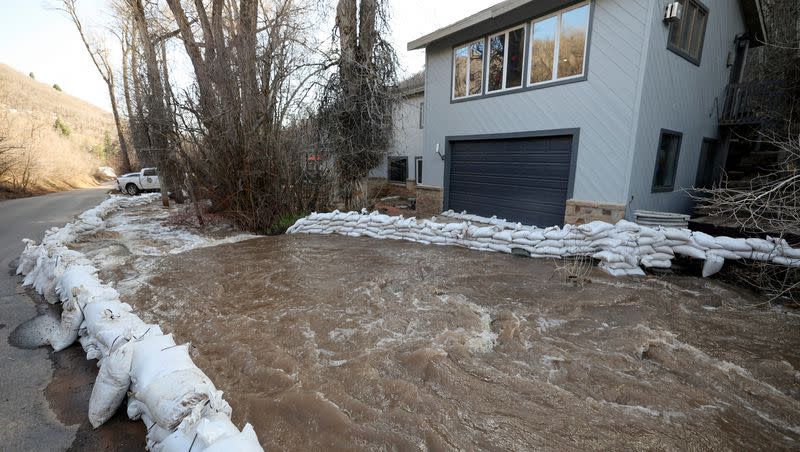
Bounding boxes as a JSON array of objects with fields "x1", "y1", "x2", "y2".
[
  {"x1": 592, "y1": 251, "x2": 624, "y2": 263},
  {"x1": 662, "y1": 228, "x2": 692, "y2": 242},
  {"x1": 50, "y1": 294, "x2": 85, "y2": 352},
  {"x1": 577, "y1": 221, "x2": 614, "y2": 236},
  {"x1": 470, "y1": 226, "x2": 498, "y2": 238},
  {"x1": 702, "y1": 254, "x2": 725, "y2": 277},
  {"x1": 653, "y1": 246, "x2": 675, "y2": 255},
  {"x1": 614, "y1": 220, "x2": 640, "y2": 232},
  {"x1": 714, "y1": 236, "x2": 752, "y2": 252},
  {"x1": 707, "y1": 249, "x2": 741, "y2": 260},
  {"x1": 771, "y1": 256, "x2": 800, "y2": 267},
  {"x1": 641, "y1": 258, "x2": 672, "y2": 269},
  {"x1": 591, "y1": 238, "x2": 624, "y2": 248},
  {"x1": 673, "y1": 245, "x2": 706, "y2": 260},
  {"x1": 493, "y1": 230, "x2": 513, "y2": 242},
  {"x1": 779, "y1": 246, "x2": 800, "y2": 259},
  {"x1": 89, "y1": 342, "x2": 134, "y2": 428},
  {"x1": 692, "y1": 231, "x2": 722, "y2": 249},
  {"x1": 599, "y1": 262, "x2": 645, "y2": 277},
  {"x1": 204, "y1": 423, "x2": 263, "y2": 452},
  {"x1": 745, "y1": 238, "x2": 777, "y2": 253}
]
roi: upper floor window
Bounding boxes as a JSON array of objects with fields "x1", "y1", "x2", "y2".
[
  {"x1": 529, "y1": 2, "x2": 590, "y2": 85},
  {"x1": 487, "y1": 26, "x2": 525, "y2": 93},
  {"x1": 450, "y1": 1, "x2": 591, "y2": 101},
  {"x1": 667, "y1": 0, "x2": 708, "y2": 65},
  {"x1": 453, "y1": 40, "x2": 484, "y2": 99}
]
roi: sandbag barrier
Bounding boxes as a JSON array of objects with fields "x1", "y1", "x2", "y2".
[
  {"x1": 16, "y1": 194, "x2": 263, "y2": 452},
  {"x1": 288, "y1": 209, "x2": 800, "y2": 277}
]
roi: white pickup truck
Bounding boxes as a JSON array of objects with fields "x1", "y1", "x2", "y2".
[{"x1": 116, "y1": 167, "x2": 160, "y2": 195}]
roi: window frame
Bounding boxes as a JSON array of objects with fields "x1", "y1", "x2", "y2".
[
  {"x1": 451, "y1": 38, "x2": 486, "y2": 100},
  {"x1": 387, "y1": 156, "x2": 409, "y2": 183},
  {"x1": 485, "y1": 25, "x2": 527, "y2": 94},
  {"x1": 449, "y1": 1, "x2": 593, "y2": 104},
  {"x1": 528, "y1": 0, "x2": 591, "y2": 88},
  {"x1": 666, "y1": 0, "x2": 709, "y2": 66},
  {"x1": 651, "y1": 129, "x2": 683, "y2": 193}
]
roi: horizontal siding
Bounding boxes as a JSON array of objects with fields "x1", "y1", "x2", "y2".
[
  {"x1": 626, "y1": 0, "x2": 747, "y2": 215},
  {"x1": 421, "y1": 0, "x2": 650, "y2": 205}
]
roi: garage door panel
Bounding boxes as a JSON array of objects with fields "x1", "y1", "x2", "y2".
[{"x1": 447, "y1": 134, "x2": 574, "y2": 227}]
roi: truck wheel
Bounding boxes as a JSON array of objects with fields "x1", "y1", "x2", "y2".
[{"x1": 125, "y1": 184, "x2": 140, "y2": 196}]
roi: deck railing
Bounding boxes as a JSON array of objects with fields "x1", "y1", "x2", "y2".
[{"x1": 719, "y1": 81, "x2": 783, "y2": 126}]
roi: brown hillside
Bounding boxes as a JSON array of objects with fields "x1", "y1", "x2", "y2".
[{"x1": 0, "y1": 63, "x2": 120, "y2": 198}]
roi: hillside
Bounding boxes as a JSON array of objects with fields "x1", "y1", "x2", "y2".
[{"x1": 0, "y1": 63, "x2": 120, "y2": 198}]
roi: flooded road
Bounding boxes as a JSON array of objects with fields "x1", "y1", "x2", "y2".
[{"x1": 97, "y1": 232, "x2": 797, "y2": 451}]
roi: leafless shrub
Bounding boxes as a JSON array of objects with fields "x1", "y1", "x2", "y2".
[
  {"x1": 551, "y1": 255, "x2": 594, "y2": 286},
  {"x1": 694, "y1": 133, "x2": 799, "y2": 236}
]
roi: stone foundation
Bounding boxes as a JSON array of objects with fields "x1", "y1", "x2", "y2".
[
  {"x1": 564, "y1": 199, "x2": 626, "y2": 225},
  {"x1": 415, "y1": 185, "x2": 443, "y2": 217}
]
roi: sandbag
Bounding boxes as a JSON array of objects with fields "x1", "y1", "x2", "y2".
[
  {"x1": 50, "y1": 294, "x2": 85, "y2": 352},
  {"x1": 702, "y1": 254, "x2": 725, "y2": 277},
  {"x1": 89, "y1": 342, "x2": 134, "y2": 428},
  {"x1": 673, "y1": 245, "x2": 706, "y2": 260}
]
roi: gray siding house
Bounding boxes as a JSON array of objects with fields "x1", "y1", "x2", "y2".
[
  {"x1": 408, "y1": 0, "x2": 765, "y2": 227},
  {"x1": 369, "y1": 73, "x2": 425, "y2": 187}
]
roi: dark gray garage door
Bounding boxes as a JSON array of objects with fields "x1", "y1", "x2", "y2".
[{"x1": 447, "y1": 134, "x2": 574, "y2": 227}]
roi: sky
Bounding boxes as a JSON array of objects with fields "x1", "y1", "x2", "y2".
[{"x1": 0, "y1": 0, "x2": 491, "y2": 112}]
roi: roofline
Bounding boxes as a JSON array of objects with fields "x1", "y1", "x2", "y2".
[
  {"x1": 409, "y1": 0, "x2": 768, "y2": 51},
  {"x1": 407, "y1": 0, "x2": 532, "y2": 51}
]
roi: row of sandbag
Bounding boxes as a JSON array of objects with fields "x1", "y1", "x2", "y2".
[
  {"x1": 287, "y1": 210, "x2": 800, "y2": 277},
  {"x1": 16, "y1": 195, "x2": 263, "y2": 451}
]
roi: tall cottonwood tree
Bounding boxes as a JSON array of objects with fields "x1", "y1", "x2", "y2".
[{"x1": 318, "y1": 0, "x2": 397, "y2": 209}]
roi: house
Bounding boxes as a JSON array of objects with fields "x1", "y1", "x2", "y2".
[
  {"x1": 407, "y1": 0, "x2": 766, "y2": 227},
  {"x1": 369, "y1": 72, "x2": 425, "y2": 192}
]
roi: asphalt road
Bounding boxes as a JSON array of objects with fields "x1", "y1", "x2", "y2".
[{"x1": 0, "y1": 187, "x2": 144, "y2": 451}]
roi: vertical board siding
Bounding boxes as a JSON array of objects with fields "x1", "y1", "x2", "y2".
[
  {"x1": 421, "y1": 0, "x2": 650, "y2": 205},
  {"x1": 625, "y1": 0, "x2": 745, "y2": 215},
  {"x1": 370, "y1": 93, "x2": 425, "y2": 178}
]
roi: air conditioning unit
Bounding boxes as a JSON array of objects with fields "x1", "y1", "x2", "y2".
[{"x1": 664, "y1": 2, "x2": 683, "y2": 22}]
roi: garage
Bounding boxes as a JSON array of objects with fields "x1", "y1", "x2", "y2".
[{"x1": 445, "y1": 132, "x2": 576, "y2": 227}]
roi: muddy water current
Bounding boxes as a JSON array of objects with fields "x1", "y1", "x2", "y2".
[{"x1": 80, "y1": 226, "x2": 799, "y2": 450}]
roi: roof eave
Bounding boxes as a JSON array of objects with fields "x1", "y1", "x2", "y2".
[{"x1": 407, "y1": 0, "x2": 531, "y2": 51}]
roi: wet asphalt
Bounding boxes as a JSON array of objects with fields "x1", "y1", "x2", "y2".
[{"x1": 0, "y1": 187, "x2": 144, "y2": 450}]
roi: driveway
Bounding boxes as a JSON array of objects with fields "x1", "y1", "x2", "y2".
[
  {"x1": 70, "y1": 220, "x2": 799, "y2": 451},
  {"x1": 0, "y1": 187, "x2": 144, "y2": 451}
]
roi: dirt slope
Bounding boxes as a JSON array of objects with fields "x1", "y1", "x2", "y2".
[{"x1": 0, "y1": 63, "x2": 119, "y2": 198}]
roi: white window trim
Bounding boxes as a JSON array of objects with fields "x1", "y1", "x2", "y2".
[
  {"x1": 485, "y1": 25, "x2": 526, "y2": 94},
  {"x1": 527, "y1": 0, "x2": 590, "y2": 88},
  {"x1": 452, "y1": 38, "x2": 485, "y2": 100}
]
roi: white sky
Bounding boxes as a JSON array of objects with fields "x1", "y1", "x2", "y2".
[{"x1": 0, "y1": 0, "x2": 492, "y2": 112}]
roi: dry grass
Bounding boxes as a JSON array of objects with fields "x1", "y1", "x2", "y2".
[{"x1": 0, "y1": 63, "x2": 119, "y2": 197}]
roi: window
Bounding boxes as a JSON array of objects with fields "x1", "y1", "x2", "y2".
[
  {"x1": 695, "y1": 138, "x2": 722, "y2": 188},
  {"x1": 529, "y1": 2, "x2": 590, "y2": 85},
  {"x1": 652, "y1": 130, "x2": 682, "y2": 192},
  {"x1": 487, "y1": 26, "x2": 525, "y2": 93},
  {"x1": 667, "y1": 0, "x2": 708, "y2": 65},
  {"x1": 419, "y1": 102, "x2": 424, "y2": 129},
  {"x1": 388, "y1": 156, "x2": 408, "y2": 183},
  {"x1": 142, "y1": 168, "x2": 156, "y2": 177},
  {"x1": 415, "y1": 157, "x2": 423, "y2": 184},
  {"x1": 452, "y1": 40, "x2": 484, "y2": 99}
]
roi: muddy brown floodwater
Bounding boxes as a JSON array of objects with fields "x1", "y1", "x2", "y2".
[{"x1": 121, "y1": 234, "x2": 799, "y2": 451}]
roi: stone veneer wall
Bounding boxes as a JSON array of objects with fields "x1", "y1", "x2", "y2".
[
  {"x1": 415, "y1": 185, "x2": 443, "y2": 216},
  {"x1": 564, "y1": 199, "x2": 626, "y2": 225}
]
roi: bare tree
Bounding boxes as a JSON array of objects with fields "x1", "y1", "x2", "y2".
[
  {"x1": 60, "y1": 0, "x2": 134, "y2": 173},
  {"x1": 318, "y1": 0, "x2": 398, "y2": 209}
]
